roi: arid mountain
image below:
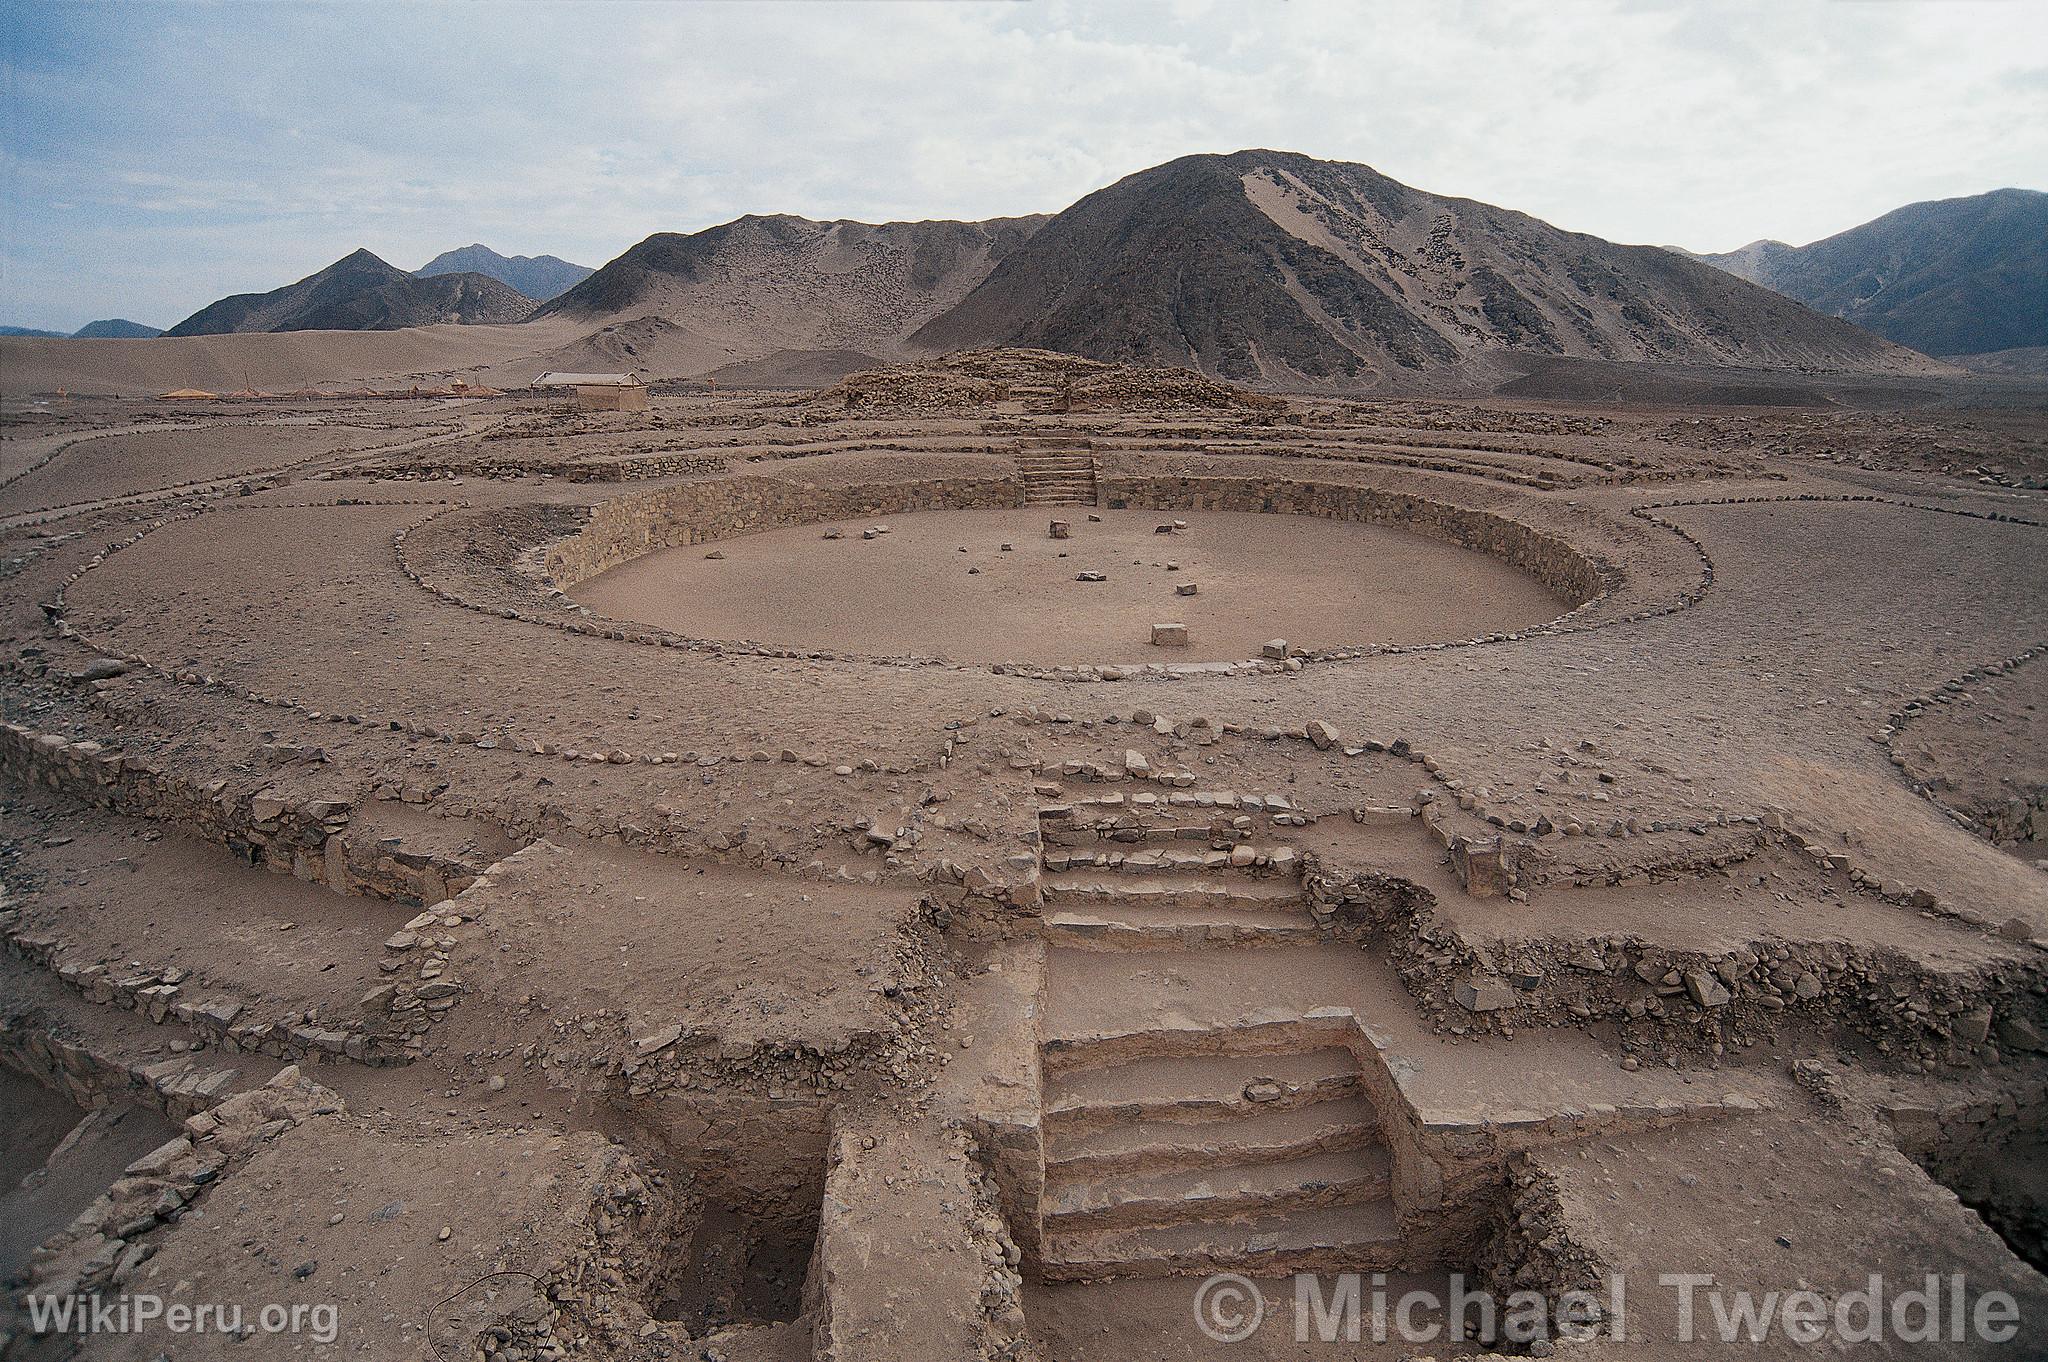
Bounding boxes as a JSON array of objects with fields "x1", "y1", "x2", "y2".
[
  {"x1": 415, "y1": 244, "x2": 594, "y2": 302},
  {"x1": 1688, "y1": 189, "x2": 2048, "y2": 357},
  {"x1": 912, "y1": 150, "x2": 1939, "y2": 387},
  {"x1": 534, "y1": 213, "x2": 1047, "y2": 360},
  {"x1": 72, "y1": 318, "x2": 163, "y2": 338},
  {"x1": 165, "y1": 250, "x2": 533, "y2": 336},
  {"x1": 0, "y1": 325, "x2": 66, "y2": 338}
]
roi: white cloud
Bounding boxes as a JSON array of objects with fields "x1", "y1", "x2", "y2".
[{"x1": 2, "y1": 0, "x2": 2043, "y2": 329}]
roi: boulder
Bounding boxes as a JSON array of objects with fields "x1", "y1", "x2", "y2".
[{"x1": 1456, "y1": 978, "x2": 1516, "y2": 1012}]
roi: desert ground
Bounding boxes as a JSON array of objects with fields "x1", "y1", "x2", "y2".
[{"x1": 1, "y1": 348, "x2": 2044, "y2": 1360}]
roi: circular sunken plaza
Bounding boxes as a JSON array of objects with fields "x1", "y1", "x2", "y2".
[
  {"x1": 2, "y1": 352, "x2": 2045, "y2": 1358},
  {"x1": 566, "y1": 506, "x2": 1573, "y2": 666}
]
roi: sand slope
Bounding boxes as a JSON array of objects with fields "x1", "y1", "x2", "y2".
[{"x1": 0, "y1": 319, "x2": 582, "y2": 397}]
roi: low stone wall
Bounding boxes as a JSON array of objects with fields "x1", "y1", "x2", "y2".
[
  {"x1": 0, "y1": 722, "x2": 480, "y2": 909},
  {"x1": 544, "y1": 475, "x2": 1024, "y2": 589},
  {"x1": 1096, "y1": 472, "x2": 1609, "y2": 612},
  {"x1": 0, "y1": 1023, "x2": 251, "y2": 1126},
  {"x1": 1305, "y1": 850, "x2": 2048, "y2": 1068},
  {"x1": 0, "y1": 723, "x2": 498, "y2": 1067},
  {"x1": 537, "y1": 473, "x2": 1612, "y2": 671}
]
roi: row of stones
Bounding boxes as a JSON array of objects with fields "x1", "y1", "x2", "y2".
[
  {"x1": 21, "y1": 1065, "x2": 340, "y2": 1305},
  {"x1": 1, "y1": 414, "x2": 466, "y2": 530},
  {"x1": 0, "y1": 1025, "x2": 249, "y2": 1130},
  {"x1": 1636, "y1": 488, "x2": 2047, "y2": 531},
  {"x1": 0, "y1": 416, "x2": 269, "y2": 497},
  {"x1": 1096, "y1": 419, "x2": 1648, "y2": 475},
  {"x1": 1630, "y1": 488, "x2": 2048, "y2": 772},
  {"x1": 1877, "y1": 643, "x2": 2046, "y2": 838},
  {"x1": 1157, "y1": 435, "x2": 1566, "y2": 489},
  {"x1": 1, "y1": 918, "x2": 409, "y2": 1067},
  {"x1": 1039, "y1": 786, "x2": 1312, "y2": 840},
  {"x1": 339, "y1": 450, "x2": 731, "y2": 482}
]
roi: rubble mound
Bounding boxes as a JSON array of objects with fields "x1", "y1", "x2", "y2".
[{"x1": 804, "y1": 347, "x2": 1283, "y2": 414}]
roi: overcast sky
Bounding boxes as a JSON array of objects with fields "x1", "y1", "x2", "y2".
[{"x1": 3, "y1": 0, "x2": 2044, "y2": 331}]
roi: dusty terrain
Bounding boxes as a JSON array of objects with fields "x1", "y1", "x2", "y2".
[
  {"x1": 569, "y1": 508, "x2": 1565, "y2": 665},
  {"x1": 1, "y1": 349, "x2": 2044, "y2": 1360}
]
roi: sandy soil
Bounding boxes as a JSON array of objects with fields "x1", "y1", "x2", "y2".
[
  {"x1": 0, "y1": 1073, "x2": 175, "y2": 1281},
  {"x1": 570, "y1": 508, "x2": 1569, "y2": 664},
  {"x1": 5, "y1": 791, "x2": 413, "y2": 1020},
  {"x1": 0, "y1": 319, "x2": 583, "y2": 398},
  {"x1": 0, "y1": 420, "x2": 401, "y2": 518}
]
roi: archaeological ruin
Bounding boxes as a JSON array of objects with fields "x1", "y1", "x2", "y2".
[{"x1": 1, "y1": 349, "x2": 2043, "y2": 1360}]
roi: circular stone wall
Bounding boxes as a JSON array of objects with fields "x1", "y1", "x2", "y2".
[{"x1": 565, "y1": 506, "x2": 1571, "y2": 665}]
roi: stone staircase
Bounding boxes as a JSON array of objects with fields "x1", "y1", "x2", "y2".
[
  {"x1": 1034, "y1": 796, "x2": 1401, "y2": 1281},
  {"x1": 1014, "y1": 440, "x2": 1098, "y2": 507}
]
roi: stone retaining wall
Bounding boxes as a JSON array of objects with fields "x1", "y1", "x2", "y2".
[
  {"x1": 1305, "y1": 851, "x2": 2048, "y2": 1069},
  {"x1": 544, "y1": 475, "x2": 1024, "y2": 588},
  {"x1": 1096, "y1": 472, "x2": 1609, "y2": 609},
  {"x1": 539, "y1": 473, "x2": 1608, "y2": 640},
  {"x1": 0, "y1": 723, "x2": 480, "y2": 908}
]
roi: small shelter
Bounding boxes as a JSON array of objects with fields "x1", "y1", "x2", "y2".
[{"x1": 533, "y1": 371, "x2": 649, "y2": 412}]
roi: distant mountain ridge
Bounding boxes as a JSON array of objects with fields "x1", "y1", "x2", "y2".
[
  {"x1": 2, "y1": 319, "x2": 169, "y2": 339},
  {"x1": 1687, "y1": 189, "x2": 2048, "y2": 356},
  {"x1": 71, "y1": 153, "x2": 1983, "y2": 388},
  {"x1": 415, "y1": 244, "x2": 594, "y2": 302},
  {"x1": 164, "y1": 249, "x2": 533, "y2": 336},
  {"x1": 534, "y1": 213, "x2": 1047, "y2": 362},
  {"x1": 73, "y1": 319, "x2": 163, "y2": 338},
  {"x1": 907, "y1": 151, "x2": 1935, "y2": 386}
]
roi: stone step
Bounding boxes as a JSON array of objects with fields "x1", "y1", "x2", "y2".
[
  {"x1": 1040, "y1": 870, "x2": 1304, "y2": 913},
  {"x1": 1038, "y1": 1199, "x2": 1402, "y2": 1282},
  {"x1": 1040, "y1": 846, "x2": 1300, "y2": 877},
  {"x1": 1044, "y1": 905, "x2": 1320, "y2": 950},
  {"x1": 1042, "y1": 820, "x2": 1260, "y2": 849},
  {"x1": 1044, "y1": 1145, "x2": 1393, "y2": 1233},
  {"x1": 1046, "y1": 1096, "x2": 1378, "y2": 1179},
  {"x1": 1042, "y1": 1011, "x2": 1361, "y2": 1078},
  {"x1": 1048, "y1": 792, "x2": 1303, "y2": 812},
  {"x1": 1045, "y1": 1048, "x2": 1363, "y2": 1135}
]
